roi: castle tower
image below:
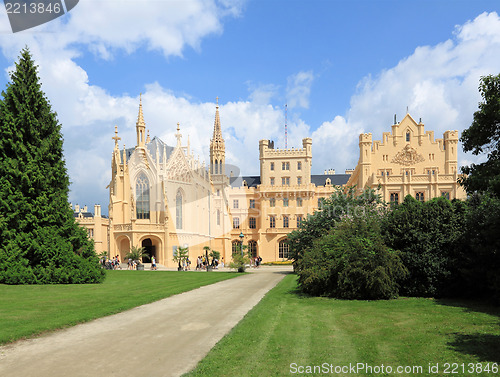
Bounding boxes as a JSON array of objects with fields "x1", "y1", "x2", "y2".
[
  {"x1": 210, "y1": 98, "x2": 226, "y2": 178},
  {"x1": 443, "y1": 130, "x2": 459, "y2": 174},
  {"x1": 136, "y1": 94, "x2": 146, "y2": 148},
  {"x1": 359, "y1": 133, "x2": 372, "y2": 187}
]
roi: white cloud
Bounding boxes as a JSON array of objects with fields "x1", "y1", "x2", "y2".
[
  {"x1": 313, "y1": 11, "x2": 500, "y2": 174},
  {"x1": 286, "y1": 70, "x2": 314, "y2": 109}
]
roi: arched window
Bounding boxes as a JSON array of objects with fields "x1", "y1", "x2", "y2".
[
  {"x1": 232, "y1": 240, "x2": 242, "y2": 254},
  {"x1": 406, "y1": 131, "x2": 410, "y2": 142},
  {"x1": 248, "y1": 240, "x2": 257, "y2": 257},
  {"x1": 279, "y1": 239, "x2": 289, "y2": 259},
  {"x1": 214, "y1": 159, "x2": 219, "y2": 174},
  {"x1": 136, "y1": 174, "x2": 150, "y2": 219},
  {"x1": 176, "y1": 190, "x2": 183, "y2": 229}
]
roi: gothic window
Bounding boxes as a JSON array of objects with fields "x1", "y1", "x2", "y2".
[
  {"x1": 270, "y1": 198, "x2": 275, "y2": 207},
  {"x1": 297, "y1": 197, "x2": 303, "y2": 207},
  {"x1": 297, "y1": 176, "x2": 302, "y2": 185},
  {"x1": 406, "y1": 131, "x2": 410, "y2": 142},
  {"x1": 441, "y1": 192, "x2": 450, "y2": 200},
  {"x1": 390, "y1": 192, "x2": 399, "y2": 207},
  {"x1": 297, "y1": 161, "x2": 302, "y2": 170},
  {"x1": 283, "y1": 215, "x2": 289, "y2": 228},
  {"x1": 249, "y1": 217, "x2": 256, "y2": 229},
  {"x1": 136, "y1": 174, "x2": 150, "y2": 219},
  {"x1": 296, "y1": 215, "x2": 303, "y2": 227},
  {"x1": 232, "y1": 240, "x2": 242, "y2": 254},
  {"x1": 279, "y1": 240, "x2": 289, "y2": 259},
  {"x1": 283, "y1": 198, "x2": 289, "y2": 207},
  {"x1": 270, "y1": 177, "x2": 275, "y2": 186},
  {"x1": 249, "y1": 199, "x2": 255, "y2": 209},
  {"x1": 416, "y1": 192, "x2": 424, "y2": 202},
  {"x1": 270, "y1": 162, "x2": 274, "y2": 171},
  {"x1": 248, "y1": 240, "x2": 257, "y2": 258},
  {"x1": 176, "y1": 190, "x2": 183, "y2": 229},
  {"x1": 270, "y1": 216, "x2": 276, "y2": 228},
  {"x1": 233, "y1": 217, "x2": 240, "y2": 229},
  {"x1": 214, "y1": 159, "x2": 219, "y2": 174}
]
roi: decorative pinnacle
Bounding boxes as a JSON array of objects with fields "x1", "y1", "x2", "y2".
[
  {"x1": 137, "y1": 93, "x2": 145, "y2": 127},
  {"x1": 176, "y1": 122, "x2": 182, "y2": 145},
  {"x1": 212, "y1": 99, "x2": 222, "y2": 141},
  {"x1": 112, "y1": 125, "x2": 121, "y2": 146}
]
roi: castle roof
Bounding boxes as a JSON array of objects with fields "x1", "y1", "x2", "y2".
[{"x1": 311, "y1": 174, "x2": 350, "y2": 186}]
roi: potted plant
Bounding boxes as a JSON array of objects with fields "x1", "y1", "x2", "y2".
[
  {"x1": 125, "y1": 246, "x2": 149, "y2": 270},
  {"x1": 173, "y1": 246, "x2": 189, "y2": 271},
  {"x1": 203, "y1": 246, "x2": 212, "y2": 271},
  {"x1": 229, "y1": 245, "x2": 250, "y2": 272}
]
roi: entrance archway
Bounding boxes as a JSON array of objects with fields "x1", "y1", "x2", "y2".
[
  {"x1": 141, "y1": 238, "x2": 155, "y2": 263},
  {"x1": 116, "y1": 236, "x2": 130, "y2": 262}
]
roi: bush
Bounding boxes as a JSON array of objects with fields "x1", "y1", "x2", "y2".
[
  {"x1": 382, "y1": 195, "x2": 467, "y2": 297},
  {"x1": 461, "y1": 193, "x2": 500, "y2": 302},
  {"x1": 297, "y1": 203, "x2": 407, "y2": 299}
]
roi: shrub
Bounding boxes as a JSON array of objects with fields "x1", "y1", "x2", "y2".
[
  {"x1": 297, "y1": 203, "x2": 407, "y2": 299},
  {"x1": 382, "y1": 195, "x2": 467, "y2": 297}
]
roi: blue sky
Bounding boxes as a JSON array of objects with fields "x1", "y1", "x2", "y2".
[{"x1": 1, "y1": 0, "x2": 500, "y2": 214}]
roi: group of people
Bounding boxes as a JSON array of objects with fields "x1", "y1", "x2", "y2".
[
  {"x1": 102, "y1": 255, "x2": 121, "y2": 270},
  {"x1": 252, "y1": 256, "x2": 262, "y2": 268},
  {"x1": 195, "y1": 256, "x2": 224, "y2": 270}
]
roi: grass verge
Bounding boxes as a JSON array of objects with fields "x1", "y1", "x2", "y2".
[
  {"x1": 186, "y1": 274, "x2": 500, "y2": 377},
  {"x1": 0, "y1": 270, "x2": 241, "y2": 345}
]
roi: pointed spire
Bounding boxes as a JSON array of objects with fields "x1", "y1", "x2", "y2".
[
  {"x1": 213, "y1": 97, "x2": 222, "y2": 141},
  {"x1": 176, "y1": 122, "x2": 182, "y2": 146},
  {"x1": 112, "y1": 125, "x2": 121, "y2": 148},
  {"x1": 136, "y1": 94, "x2": 146, "y2": 148},
  {"x1": 122, "y1": 144, "x2": 127, "y2": 166},
  {"x1": 137, "y1": 93, "x2": 145, "y2": 127},
  {"x1": 146, "y1": 129, "x2": 151, "y2": 144}
]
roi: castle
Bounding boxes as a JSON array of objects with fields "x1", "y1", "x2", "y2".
[{"x1": 74, "y1": 100, "x2": 466, "y2": 267}]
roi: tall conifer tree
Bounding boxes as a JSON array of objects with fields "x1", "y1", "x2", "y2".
[{"x1": 0, "y1": 48, "x2": 104, "y2": 284}]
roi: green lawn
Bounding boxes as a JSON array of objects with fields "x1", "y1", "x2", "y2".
[
  {"x1": 186, "y1": 274, "x2": 500, "y2": 377},
  {"x1": 0, "y1": 270, "x2": 240, "y2": 345}
]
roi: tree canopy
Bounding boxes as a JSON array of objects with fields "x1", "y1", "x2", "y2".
[{"x1": 460, "y1": 73, "x2": 500, "y2": 197}]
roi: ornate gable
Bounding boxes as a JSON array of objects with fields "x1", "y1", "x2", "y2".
[
  {"x1": 391, "y1": 144, "x2": 425, "y2": 166},
  {"x1": 165, "y1": 147, "x2": 193, "y2": 183}
]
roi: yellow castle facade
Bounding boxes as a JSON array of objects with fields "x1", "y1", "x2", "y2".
[
  {"x1": 346, "y1": 113, "x2": 466, "y2": 203},
  {"x1": 75, "y1": 102, "x2": 466, "y2": 267}
]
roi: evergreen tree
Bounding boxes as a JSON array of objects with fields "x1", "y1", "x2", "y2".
[{"x1": 0, "y1": 48, "x2": 105, "y2": 284}]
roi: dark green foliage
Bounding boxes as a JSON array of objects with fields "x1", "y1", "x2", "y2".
[
  {"x1": 288, "y1": 186, "x2": 383, "y2": 267},
  {"x1": 460, "y1": 74, "x2": 500, "y2": 197},
  {"x1": 460, "y1": 193, "x2": 500, "y2": 302},
  {"x1": 296, "y1": 199, "x2": 407, "y2": 299},
  {"x1": 382, "y1": 195, "x2": 467, "y2": 297},
  {"x1": 0, "y1": 48, "x2": 104, "y2": 284}
]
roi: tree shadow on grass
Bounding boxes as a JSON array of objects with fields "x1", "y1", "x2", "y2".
[
  {"x1": 436, "y1": 299, "x2": 500, "y2": 363},
  {"x1": 435, "y1": 298, "x2": 500, "y2": 318},
  {"x1": 447, "y1": 333, "x2": 500, "y2": 363}
]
